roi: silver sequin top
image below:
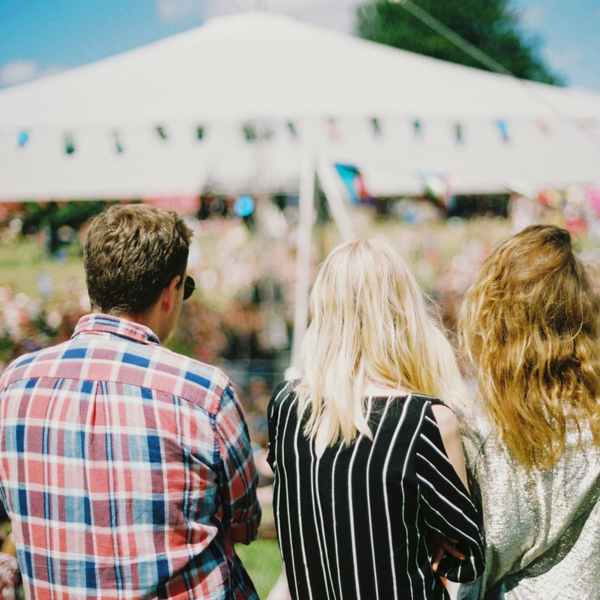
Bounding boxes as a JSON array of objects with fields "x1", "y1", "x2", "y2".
[{"x1": 458, "y1": 411, "x2": 600, "y2": 600}]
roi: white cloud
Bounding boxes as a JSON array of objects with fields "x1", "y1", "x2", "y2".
[
  {"x1": 0, "y1": 60, "x2": 65, "y2": 87},
  {"x1": 520, "y1": 5, "x2": 546, "y2": 29},
  {"x1": 0, "y1": 60, "x2": 40, "y2": 86},
  {"x1": 155, "y1": 0, "x2": 204, "y2": 22},
  {"x1": 201, "y1": 0, "x2": 358, "y2": 32},
  {"x1": 545, "y1": 46, "x2": 584, "y2": 70}
]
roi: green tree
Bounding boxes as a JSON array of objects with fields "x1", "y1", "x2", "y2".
[{"x1": 355, "y1": 0, "x2": 563, "y2": 85}]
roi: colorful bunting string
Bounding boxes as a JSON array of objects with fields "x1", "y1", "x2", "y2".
[{"x1": 3, "y1": 116, "x2": 560, "y2": 155}]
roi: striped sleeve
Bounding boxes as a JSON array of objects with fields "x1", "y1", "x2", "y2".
[
  {"x1": 266, "y1": 380, "x2": 295, "y2": 470},
  {"x1": 416, "y1": 405, "x2": 486, "y2": 583}
]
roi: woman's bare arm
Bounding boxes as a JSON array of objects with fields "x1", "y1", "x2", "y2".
[{"x1": 431, "y1": 403, "x2": 470, "y2": 492}]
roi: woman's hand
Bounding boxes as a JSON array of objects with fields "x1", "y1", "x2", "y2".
[{"x1": 431, "y1": 532, "x2": 466, "y2": 573}]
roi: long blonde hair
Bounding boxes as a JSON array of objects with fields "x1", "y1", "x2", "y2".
[
  {"x1": 296, "y1": 236, "x2": 470, "y2": 447},
  {"x1": 459, "y1": 224, "x2": 600, "y2": 470}
]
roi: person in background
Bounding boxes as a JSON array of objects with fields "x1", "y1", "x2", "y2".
[
  {"x1": 268, "y1": 237, "x2": 485, "y2": 600},
  {"x1": 458, "y1": 224, "x2": 600, "y2": 599},
  {"x1": 0, "y1": 204, "x2": 261, "y2": 600}
]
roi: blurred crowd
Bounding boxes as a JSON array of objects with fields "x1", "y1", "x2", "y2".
[{"x1": 3, "y1": 187, "x2": 600, "y2": 452}]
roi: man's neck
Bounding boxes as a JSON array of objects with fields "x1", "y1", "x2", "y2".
[{"x1": 112, "y1": 308, "x2": 164, "y2": 342}]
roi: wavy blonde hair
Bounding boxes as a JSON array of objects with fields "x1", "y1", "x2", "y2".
[
  {"x1": 296, "y1": 236, "x2": 471, "y2": 447},
  {"x1": 459, "y1": 224, "x2": 600, "y2": 470}
]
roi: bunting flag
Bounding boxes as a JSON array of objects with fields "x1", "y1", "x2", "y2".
[
  {"x1": 497, "y1": 120, "x2": 509, "y2": 142},
  {"x1": 327, "y1": 117, "x2": 339, "y2": 140},
  {"x1": 243, "y1": 123, "x2": 257, "y2": 141},
  {"x1": 421, "y1": 172, "x2": 456, "y2": 213},
  {"x1": 371, "y1": 117, "x2": 382, "y2": 136},
  {"x1": 17, "y1": 131, "x2": 29, "y2": 147},
  {"x1": 455, "y1": 123, "x2": 463, "y2": 144},
  {"x1": 113, "y1": 131, "x2": 124, "y2": 153},
  {"x1": 335, "y1": 163, "x2": 373, "y2": 204},
  {"x1": 536, "y1": 120, "x2": 550, "y2": 135},
  {"x1": 287, "y1": 121, "x2": 298, "y2": 137},
  {"x1": 64, "y1": 132, "x2": 75, "y2": 155}
]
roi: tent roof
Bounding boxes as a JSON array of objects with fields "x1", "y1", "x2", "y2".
[
  {"x1": 1, "y1": 10, "x2": 599, "y2": 127},
  {"x1": 0, "y1": 10, "x2": 599, "y2": 201}
]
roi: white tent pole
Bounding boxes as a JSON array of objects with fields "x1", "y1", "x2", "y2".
[
  {"x1": 316, "y1": 153, "x2": 356, "y2": 242},
  {"x1": 289, "y1": 152, "x2": 316, "y2": 377}
]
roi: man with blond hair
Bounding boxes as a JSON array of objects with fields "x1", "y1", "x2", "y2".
[{"x1": 0, "y1": 204, "x2": 261, "y2": 599}]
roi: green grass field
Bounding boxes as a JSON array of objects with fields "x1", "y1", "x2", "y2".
[
  {"x1": 0, "y1": 236, "x2": 85, "y2": 298},
  {"x1": 236, "y1": 538, "x2": 283, "y2": 599}
]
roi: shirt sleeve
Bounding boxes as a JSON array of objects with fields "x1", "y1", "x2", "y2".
[
  {"x1": 416, "y1": 404, "x2": 486, "y2": 583},
  {"x1": 266, "y1": 380, "x2": 294, "y2": 470},
  {"x1": 214, "y1": 385, "x2": 261, "y2": 544}
]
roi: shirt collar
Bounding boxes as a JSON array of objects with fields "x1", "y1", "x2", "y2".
[{"x1": 72, "y1": 313, "x2": 161, "y2": 345}]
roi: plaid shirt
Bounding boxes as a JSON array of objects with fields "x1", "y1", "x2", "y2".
[{"x1": 0, "y1": 314, "x2": 261, "y2": 600}]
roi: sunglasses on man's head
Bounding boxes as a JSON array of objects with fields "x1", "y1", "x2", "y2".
[{"x1": 183, "y1": 276, "x2": 195, "y2": 301}]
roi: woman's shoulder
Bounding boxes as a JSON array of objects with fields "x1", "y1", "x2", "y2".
[
  {"x1": 406, "y1": 395, "x2": 462, "y2": 454},
  {"x1": 459, "y1": 410, "x2": 498, "y2": 463},
  {"x1": 430, "y1": 402, "x2": 461, "y2": 437},
  {"x1": 407, "y1": 392, "x2": 451, "y2": 423},
  {"x1": 415, "y1": 396, "x2": 471, "y2": 491},
  {"x1": 268, "y1": 379, "x2": 298, "y2": 413}
]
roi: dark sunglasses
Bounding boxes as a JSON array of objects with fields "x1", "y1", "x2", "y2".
[{"x1": 183, "y1": 275, "x2": 195, "y2": 301}]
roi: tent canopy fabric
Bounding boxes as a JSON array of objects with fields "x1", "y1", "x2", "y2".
[{"x1": 0, "y1": 10, "x2": 599, "y2": 201}]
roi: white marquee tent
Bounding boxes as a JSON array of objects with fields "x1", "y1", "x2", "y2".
[{"x1": 1, "y1": 10, "x2": 600, "y2": 202}]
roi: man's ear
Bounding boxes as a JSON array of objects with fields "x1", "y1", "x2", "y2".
[{"x1": 161, "y1": 275, "x2": 181, "y2": 315}]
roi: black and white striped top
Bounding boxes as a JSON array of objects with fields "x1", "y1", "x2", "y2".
[{"x1": 267, "y1": 381, "x2": 485, "y2": 600}]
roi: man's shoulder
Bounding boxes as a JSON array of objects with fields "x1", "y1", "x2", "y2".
[
  {"x1": 0, "y1": 341, "x2": 71, "y2": 388},
  {"x1": 1, "y1": 337, "x2": 234, "y2": 416},
  {"x1": 153, "y1": 345, "x2": 233, "y2": 413}
]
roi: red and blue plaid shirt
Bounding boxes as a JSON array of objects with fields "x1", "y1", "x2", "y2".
[{"x1": 0, "y1": 314, "x2": 261, "y2": 600}]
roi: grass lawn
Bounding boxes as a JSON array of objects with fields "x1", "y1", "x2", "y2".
[
  {"x1": 0, "y1": 237, "x2": 85, "y2": 298},
  {"x1": 236, "y1": 538, "x2": 283, "y2": 599}
]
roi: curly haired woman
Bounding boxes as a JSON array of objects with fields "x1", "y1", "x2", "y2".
[{"x1": 458, "y1": 224, "x2": 600, "y2": 599}]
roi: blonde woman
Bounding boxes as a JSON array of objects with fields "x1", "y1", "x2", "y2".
[
  {"x1": 458, "y1": 224, "x2": 600, "y2": 599},
  {"x1": 267, "y1": 237, "x2": 485, "y2": 600}
]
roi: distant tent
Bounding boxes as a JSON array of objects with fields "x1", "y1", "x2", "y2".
[{"x1": 0, "y1": 11, "x2": 599, "y2": 202}]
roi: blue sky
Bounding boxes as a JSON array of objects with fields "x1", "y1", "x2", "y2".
[{"x1": 1, "y1": 0, "x2": 599, "y2": 92}]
